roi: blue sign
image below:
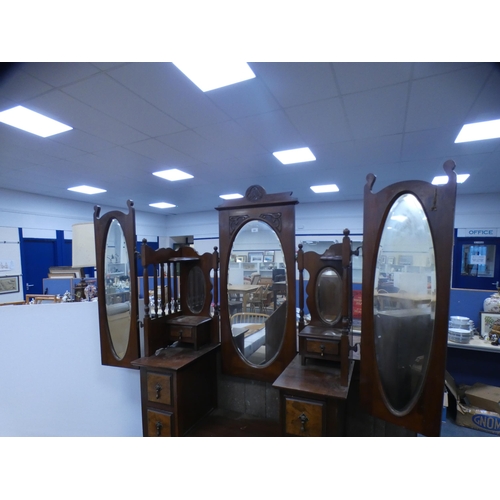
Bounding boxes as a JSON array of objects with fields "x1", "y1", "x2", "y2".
[{"x1": 472, "y1": 413, "x2": 500, "y2": 432}]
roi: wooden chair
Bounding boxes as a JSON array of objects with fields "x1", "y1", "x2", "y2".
[{"x1": 231, "y1": 312, "x2": 270, "y2": 325}]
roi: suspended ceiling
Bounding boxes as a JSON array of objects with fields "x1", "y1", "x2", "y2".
[{"x1": 0, "y1": 62, "x2": 499, "y2": 215}]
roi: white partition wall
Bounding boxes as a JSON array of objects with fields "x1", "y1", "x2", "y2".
[{"x1": 0, "y1": 301, "x2": 142, "y2": 437}]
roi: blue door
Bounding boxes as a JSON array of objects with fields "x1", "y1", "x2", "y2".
[{"x1": 20, "y1": 231, "x2": 72, "y2": 296}]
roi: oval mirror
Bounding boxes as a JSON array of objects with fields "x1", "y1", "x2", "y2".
[
  {"x1": 374, "y1": 193, "x2": 436, "y2": 413},
  {"x1": 228, "y1": 220, "x2": 287, "y2": 366},
  {"x1": 187, "y1": 266, "x2": 206, "y2": 314},
  {"x1": 317, "y1": 267, "x2": 342, "y2": 324},
  {"x1": 104, "y1": 219, "x2": 131, "y2": 360}
]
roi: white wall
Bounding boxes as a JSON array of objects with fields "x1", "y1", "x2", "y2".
[
  {"x1": 0, "y1": 301, "x2": 142, "y2": 436},
  {"x1": 2, "y1": 188, "x2": 499, "y2": 246}
]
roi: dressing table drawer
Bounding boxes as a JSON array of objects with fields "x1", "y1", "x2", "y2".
[
  {"x1": 146, "y1": 372, "x2": 172, "y2": 405},
  {"x1": 147, "y1": 409, "x2": 173, "y2": 437},
  {"x1": 166, "y1": 315, "x2": 211, "y2": 350},
  {"x1": 285, "y1": 396, "x2": 324, "y2": 437},
  {"x1": 304, "y1": 338, "x2": 339, "y2": 357}
]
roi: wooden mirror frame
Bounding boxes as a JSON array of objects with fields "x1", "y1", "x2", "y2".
[
  {"x1": 216, "y1": 185, "x2": 298, "y2": 383},
  {"x1": 93, "y1": 200, "x2": 140, "y2": 368},
  {"x1": 360, "y1": 160, "x2": 457, "y2": 437}
]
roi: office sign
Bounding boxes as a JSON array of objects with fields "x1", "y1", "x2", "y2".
[{"x1": 457, "y1": 228, "x2": 498, "y2": 238}]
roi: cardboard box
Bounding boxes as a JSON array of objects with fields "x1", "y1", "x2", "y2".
[
  {"x1": 445, "y1": 372, "x2": 500, "y2": 436},
  {"x1": 465, "y1": 383, "x2": 500, "y2": 414}
]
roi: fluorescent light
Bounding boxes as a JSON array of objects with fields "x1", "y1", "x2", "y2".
[
  {"x1": 432, "y1": 174, "x2": 470, "y2": 185},
  {"x1": 310, "y1": 184, "x2": 339, "y2": 193},
  {"x1": 0, "y1": 105, "x2": 72, "y2": 137},
  {"x1": 149, "y1": 202, "x2": 176, "y2": 209},
  {"x1": 220, "y1": 193, "x2": 244, "y2": 200},
  {"x1": 172, "y1": 62, "x2": 255, "y2": 92},
  {"x1": 455, "y1": 119, "x2": 500, "y2": 143},
  {"x1": 390, "y1": 215, "x2": 408, "y2": 222},
  {"x1": 153, "y1": 169, "x2": 193, "y2": 181},
  {"x1": 68, "y1": 185, "x2": 106, "y2": 195},
  {"x1": 273, "y1": 147, "x2": 316, "y2": 165}
]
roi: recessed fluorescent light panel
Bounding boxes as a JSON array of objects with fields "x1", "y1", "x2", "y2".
[
  {"x1": 219, "y1": 193, "x2": 244, "y2": 200},
  {"x1": 149, "y1": 202, "x2": 176, "y2": 209},
  {"x1": 273, "y1": 147, "x2": 316, "y2": 165},
  {"x1": 455, "y1": 119, "x2": 500, "y2": 143},
  {"x1": 68, "y1": 185, "x2": 106, "y2": 195},
  {"x1": 0, "y1": 105, "x2": 72, "y2": 137},
  {"x1": 153, "y1": 169, "x2": 193, "y2": 181},
  {"x1": 310, "y1": 184, "x2": 339, "y2": 193},
  {"x1": 431, "y1": 174, "x2": 470, "y2": 185},
  {"x1": 172, "y1": 62, "x2": 256, "y2": 92}
]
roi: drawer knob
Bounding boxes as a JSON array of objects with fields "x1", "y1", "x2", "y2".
[
  {"x1": 155, "y1": 383, "x2": 162, "y2": 399},
  {"x1": 155, "y1": 421, "x2": 163, "y2": 437},
  {"x1": 299, "y1": 413, "x2": 309, "y2": 432},
  {"x1": 320, "y1": 344, "x2": 325, "y2": 356}
]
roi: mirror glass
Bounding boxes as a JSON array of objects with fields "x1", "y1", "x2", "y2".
[
  {"x1": 317, "y1": 267, "x2": 342, "y2": 324},
  {"x1": 373, "y1": 193, "x2": 436, "y2": 413},
  {"x1": 187, "y1": 266, "x2": 206, "y2": 314},
  {"x1": 228, "y1": 220, "x2": 287, "y2": 366},
  {"x1": 104, "y1": 219, "x2": 131, "y2": 360}
]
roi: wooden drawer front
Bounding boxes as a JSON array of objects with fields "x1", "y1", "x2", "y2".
[
  {"x1": 146, "y1": 372, "x2": 172, "y2": 405},
  {"x1": 170, "y1": 324, "x2": 194, "y2": 342},
  {"x1": 147, "y1": 409, "x2": 173, "y2": 437},
  {"x1": 305, "y1": 338, "x2": 339, "y2": 357},
  {"x1": 285, "y1": 397, "x2": 325, "y2": 437}
]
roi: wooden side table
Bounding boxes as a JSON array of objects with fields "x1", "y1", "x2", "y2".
[{"x1": 272, "y1": 354, "x2": 354, "y2": 436}]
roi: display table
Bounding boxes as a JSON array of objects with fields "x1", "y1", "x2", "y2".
[
  {"x1": 272, "y1": 354, "x2": 354, "y2": 436},
  {"x1": 448, "y1": 336, "x2": 500, "y2": 353}
]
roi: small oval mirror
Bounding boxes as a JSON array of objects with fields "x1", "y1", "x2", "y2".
[
  {"x1": 374, "y1": 193, "x2": 435, "y2": 413},
  {"x1": 187, "y1": 266, "x2": 206, "y2": 314},
  {"x1": 104, "y1": 219, "x2": 131, "y2": 360},
  {"x1": 317, "y1": 267, "x2": 342, "y2": 324},
  {"x1": 228, "y1": 220, "x2": 287, "y2": 366}
]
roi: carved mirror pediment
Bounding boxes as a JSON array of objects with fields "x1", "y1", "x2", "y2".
[{"x1": 217, "y1": 185, "x2": 298, "y2": 383}]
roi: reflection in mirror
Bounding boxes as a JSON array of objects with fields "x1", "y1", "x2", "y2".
[
  {"x1": 316, "y1": 268, "x2": 342, "y2": 324},
  {"x1": 105, "y1": 219, "x2": 131, "y2": 360},
  {"x1": 187, "y1": 266, "x2": 206, "y2": 314},
  {"x1": 374, "y1": 193, "x2": 435, "y2": 413},
  {"x1": 228, "y1": 220, "x2": 286, "y2": 366}
]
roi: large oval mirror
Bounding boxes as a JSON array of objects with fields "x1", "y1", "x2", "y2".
[
  {"x1": 104, "y1": 219, "x2": 131, "y2": 360},
  {"x1": 374, "y1": 193, "x2": 435, "y2": 413},
  {"x1": 316, "y1": 267, "x2": 342, "y2": 324},
  {"x1": 187, "y1": 266, "x2": 206, "y2": 314},
  {"x1": 228, "y1": 220, "x2": 287, "y2": 366}
]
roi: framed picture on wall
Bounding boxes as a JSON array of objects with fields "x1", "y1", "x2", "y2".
[
  {"x1": 248, "y1": 252, "x2": 264, "y2": 263},
  {"x1": 480, "y1": 311, "x2": 500, "y2": 338},
  {"x1": 0, "y1": 275, "x2": 20, "y2": 294}
]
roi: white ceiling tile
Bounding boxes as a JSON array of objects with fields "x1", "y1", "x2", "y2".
[
  {"x1": 285, "y1": 97, "x2": 352, "y2": 145},
  {"x1": 333, "y1": 62, "x2": 413, "y2": 95},
  {"x1": 237, "y1": 109, "x2": 303, "y2": 151},
  {"x1": 252, "y1": 62, "x2": 339, "y2": 107},
  {"x1": 62, "y1": 73, "x2": 186, "y2": 137},
  {"x1": 342, "y1": 83, "x2": 409, "y2": 139},
  {"x1": 108, "y1": 63, "x2": 231, "y2": 128},
  {"x1": 123, "y1": 138, "x2": 197, "y2": 167},
  {"x1": 206, "y1": 78, "x2": 280, "y2": 119},
  {"x1": 405, "y1": 64, "x2": 493, "y2": 132},
  {"x1": 22, "y1": 62, "x2": 101, "y2": 87}
]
